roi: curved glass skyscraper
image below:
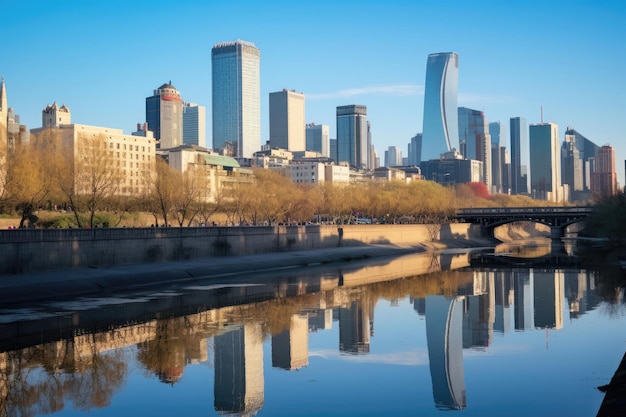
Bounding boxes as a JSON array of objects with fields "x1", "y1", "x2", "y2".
[{"x1": 421, "y1": 52, "x2": 459, "y2": 162}]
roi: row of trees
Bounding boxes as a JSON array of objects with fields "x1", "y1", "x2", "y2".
[{"x1": 0, "y1": 131, "x2": 552, "y2": 229}]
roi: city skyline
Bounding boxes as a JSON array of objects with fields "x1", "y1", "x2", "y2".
[{"x1": 2, "y1": 1, "x2": 625, "y2": 185}]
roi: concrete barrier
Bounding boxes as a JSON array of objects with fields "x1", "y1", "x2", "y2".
[{"x1": 0, "y1": 223, "x2": 484, "y2": 275}]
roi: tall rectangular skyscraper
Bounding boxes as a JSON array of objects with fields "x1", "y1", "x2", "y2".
[
  {"x1": 590, "y1": 145, "x2": 617, "y2": 196},
  {"x1": 336, "y1": 105, "x2": 368, "y2": 170},
  {"x1": 529, "y1": 122, "x2": 562, "y2": 202},
  {"x1": 489, "y1": 122, "x2": 506, "y2": 194},
  {"x1": 408, "y1": 133, "x2": 422, "y2": 166},
  {"x1": 306, "y1": 123, "x2": 330, "y2": 157},
  {"x1": 183, "y1": 102, "x2": 206, "y2": 148},
  {"x1": 422, "y1": 52, "x2": 459, "y2": 162},
  {"x1": 269, "y1": 89, "x2": 305, "y2": 151},
  {"x1": 510, "y1": 117, "x2": 529, "y2": 195},
  {"x1": 458, "y1": 107, "x2": 491, "y2": 189},
  {"x1": 212, "y1": 40, "x2": 260, "y2": 158},
  {"x1": 385, "y1": 146, "x2": 402, "y2": 167}
]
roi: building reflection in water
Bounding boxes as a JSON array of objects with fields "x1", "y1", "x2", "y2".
[
  {"x1": 214, "y1": 323, "x2": 264, "y2": 416},
  {"x1": 0, "y1": 247, "x2": 609, "y2": 416},
  {"x1": 425, "y1": 295, "x2": 467, "y2": 410},
  {"x1": 534, "y1": 270, "x2": 565, "y2": 329},
  {"x1": 338, "y1": 301, "x2": 373, "y2": 354},
  {"x1": 272, "y1": 314, "x2": 309, "y2": 370}
]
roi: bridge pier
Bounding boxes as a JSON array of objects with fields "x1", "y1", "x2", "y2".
[{"x1": 550, "y1": 226, "x2": 565, "y2": 240}]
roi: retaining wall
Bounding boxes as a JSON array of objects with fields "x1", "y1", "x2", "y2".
[{"x1": 0, "y1": 223, "x2": 484, "y2": 275}]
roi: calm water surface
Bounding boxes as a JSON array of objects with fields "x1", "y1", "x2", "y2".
[{"x1": 1, "y1": 242, "x2": 624, "y2": 416}]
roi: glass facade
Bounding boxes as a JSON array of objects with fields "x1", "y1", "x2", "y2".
[
  {"x1": 422, "y1": 52, "x2": 459, "y2": 162},
  {"x1": 529, "y1": 122, "x2": 561, "y2": 201},
  {"x1": 510, "y1": 117, "x2": 529, "y2": 194},
  {"x1": 458, "y1": 107, "x2": 491, "y2": 188},
  {"x1": 336, "y1": 105, "x2": 368, "y2": 170},
  {"x1": 563, "y1": 128, "x2": 600, "y2": 192},
  {"x1": 212, "y1": 40, "x2": 260, "y2": 158},
  {"x1": 306, "y1": 124, "x2": 330, "y2": 157},
  {"x1": 408, "y1": 133, "x2": 422, "y2": 166},
  {"x1": 183, "y1": 103, "x2": 206, "y2": 148}
]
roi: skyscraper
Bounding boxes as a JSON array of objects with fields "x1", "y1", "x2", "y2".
[
  {"x1": 269, "y1": 89, "x2": 305, "y2": 151},
  {"x1": 212, "y1": 40, "x2": 261, "y2": 158},
  {"x1": 422, "y1": 52, "x2": 459, "y2": 162},
  {"x1": 0, "y1": 76, "x2": 7, "y2": 198},
  {"x1": 145, "y1": 82, "x2": 183, "y2": 149},
  {"x1": 591, "y1": 145, "x2": 617, "y2": 197},
  {"x1": 305, "y1": 123, "x2": 330, "y2": 157},
  {"x1": 384, "y1": 146, "x2": 402, "y2": 167},
  {"x1": 183, "y1": 102, "x2": 206, "y2": 148},
  {"x1": 408, "y1": 133, "x2": 422, "y2": 166},
  {"x1": 0, "y1": 75, "x2": 7, "y2": 138},
  {"x1": 336, "y1": 104, "x2": 368, "y2": 170},
  {"x1": 510, "y1": 117, "x2": 529, "y2": 195},
  {"x1": 489, "y1": 122, "x2": 506, "y2": 194},
  {"x1": 563, "y1": 127, "x2": 600, "y2": 193},
  {"x1": 529, "y1": 122, "x2": 562, "y2": 202},
  {"x1": 561, "y1": 134, "x2": 583, "y2": 200},
  {"x1": 458, "y1": 107, "x2": 491, "y2": 188}
]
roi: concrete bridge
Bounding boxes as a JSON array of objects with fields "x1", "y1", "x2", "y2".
[{"x1": 456, "y1": 206, "x2": 594, "y2": 239}]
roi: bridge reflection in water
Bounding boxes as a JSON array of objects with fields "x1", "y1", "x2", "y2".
[{"x1": 0, "y1": 245, "x2": 608, "y2": 416}]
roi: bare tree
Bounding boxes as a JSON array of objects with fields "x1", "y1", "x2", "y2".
[
  {"x1": 172, "y1": 166, "x2": 204, "y2": 227},
  {"x1": 74, "y1": 134, "x2": 123, "y2": 227},
  {"x1": 5, "y1": 141, "x2": 53, "y2": 227},
  {"x1": 145, "y1": 158, "x2": 179, "y2": 227}
]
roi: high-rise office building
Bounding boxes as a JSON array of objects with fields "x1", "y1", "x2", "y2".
[
  {"x1": 336, "y1": 104, "x2": 368, "y2": 170},
  {"x1": 489, "y1": 122, "x2": 506, "y2": 194},
  {"x1": 330, "y1": 138, "x2": 337, "y2": 162},
  {"x1": 182, "y1": 102, "x2": 206, "y2": 148},
  {"x1": 563, "y1": 127, "x2": 600, "y2": 193},
  {"x1": 212, "y1": 40, "x2": 261, "y2": 158},
  {"x1": 146, "y1": 82, "x2": 183, "y2": 149},
  {"x1": 269, "y1": 89, "x2": 305, "y2": 151},
  {"x1": 510, "y1": 117, "x2": 529, "y2": 195},
  {"x1": 529, "y1": 122, "x2": 562, "y2": 202},
  {"x1": 408, "y1": 133, "x2": 422, "y2": 166},
  {"x1": 385, "y1": 146, "x2": 402, "y2": 167},
  {"x1": 305, "y1": 123, "x2": 330, "y2": 157},
  {"x1": 0, "y1": 76, "x2": 7, "y2": 147},
  {"x1": 422, "y1": 52, "x2": 459, "y2": 162},
  {"x1": 590, "y1": 145, "x2": 617, "y2": 197},
  {"x1": 0, "y1": 76, "x2": 7, "y2": 198},
  {"x1": 367, "y1": 121, "x2": 373, "y2": 170},
  {"x1": 458, "y1": 107, "x2": 491, "y2": 189},
  {"x1": 561, "y1": 134, "x2": 584, "y2": 201}
]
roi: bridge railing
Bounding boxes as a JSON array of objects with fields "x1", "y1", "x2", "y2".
[{"x1": 457, "y1": 206, "x2": 594, "y2": 216}]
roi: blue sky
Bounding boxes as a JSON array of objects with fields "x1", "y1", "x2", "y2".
[{"x1": 3, "y1": 0, "x2": 626, "y2": 185}]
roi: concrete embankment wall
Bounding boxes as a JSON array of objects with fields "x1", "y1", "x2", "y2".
[{"x1": 0, "y1": 223, "x2": 485, "y2": 275}]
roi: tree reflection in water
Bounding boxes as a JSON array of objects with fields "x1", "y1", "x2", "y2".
[{"x1": 1, "y1": 334, "x2": 127, "y2": 417}]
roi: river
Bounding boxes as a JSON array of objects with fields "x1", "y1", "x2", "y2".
[{"x1": 0, "y1": 240, "x2": 624, "y2": 416}]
